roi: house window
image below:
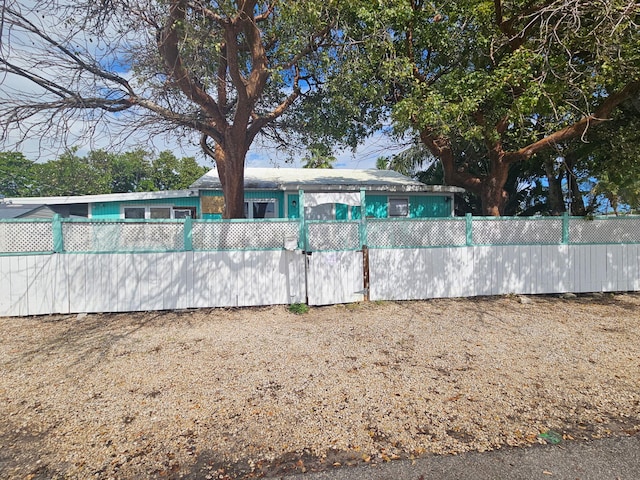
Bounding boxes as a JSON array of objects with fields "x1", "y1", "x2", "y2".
[
  {"x1": 244, "y1": 199, "x2": 277, "y2": 219},
  {"x1": 123, "y1": 207, "x2": 146, "y2": 219},
  {"x1": 173, "y1": 208, "x2": 195, "y2": 219},
  {"x1": 389, "y1": 198, "x2": 409, "y2": 217},
  {"x1": 123, "y1": 205, "x2": 195, "y2": 219},
  {"x1": 149, "y1": 207, "x2": 171, "y2": 219}
]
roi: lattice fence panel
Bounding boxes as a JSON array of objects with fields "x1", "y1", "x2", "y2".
[
  {"x1": 63, "y1": 221, "x2": 184, "y2": 252},
  {"x1": 472, "y1": 218, "x2": 563, "y2": 245},
  {"x1": 367, "y1": 219, "x2": 466, "y2": 248},
  {"x1": 0, "y1": 222, "x2": 53, "y2": 253},
  {"x1": 306, "y1": 221, "x2": 360, "y2": 251},
  {"x1": 570, "y1": 217, "x2": 640, "y2": 244},
  {"x1": 192, "y1": 221, "x2": 299, "y2": 250}
]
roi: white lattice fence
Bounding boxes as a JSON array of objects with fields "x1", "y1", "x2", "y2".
[
  {"x1": 0, "y1": 221, "x2": 53, "y2": 253},
  {"x1": 63, "y1": 221, "x2": 185, "y2": 252},
  {"x1": 367, "y1": 218, "x2": 466, "y2": 247},
  {"x1": 570, "y1": 217, "x2": 640, "y2": 244},
  {"x1": 471, "y1": 218, "x2": 563, "y2": 245},
  {"x1": 305, "y1": 221, "x2": 360, "y2": 251},
  {"x1": 192, "y1": 220, "x2": 299, "y2": 250}
]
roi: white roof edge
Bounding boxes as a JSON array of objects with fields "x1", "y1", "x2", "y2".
[
  {"x1": 4, "y1": 189, "x2": 199, "y2": 205},
  {"x1": 267, "y1": 184, "x2": 465, "y2": 193}
]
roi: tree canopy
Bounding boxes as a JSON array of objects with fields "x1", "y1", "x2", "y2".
[
  {"x1": 0, "y1": 149, "x2": 207, "y2": 197},
  {"x1": 1, "y1": 1, "x2": 639, "y2": 216},
  {"x1": 317, "y1": 0, "x2": 640, "y2": 215},
  {"x1": 0, "y1": 0, "x2": 343, "y2": 217}
]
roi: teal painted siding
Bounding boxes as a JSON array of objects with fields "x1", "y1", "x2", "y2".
[
  {"x1": 287, "y1": 194, "x2": 299, "y2": 219},
  {"x1": 91, "y1": 202, "x2": 121, "y2": 218},
  {"x1": 410, "y1": 195, "x2": 451, "y2": 218},
  {"x1": 366, "y1": 195, "x2": 388, "y2": 218},
  {"x1": 87, "y1": 191, "x2": 452, "y2": 220},
  {"x1": 91, "y1": 197, "x2": 200, "y2": 219},
  {"x1": 352, "y1": 195, "x2": 452, "y2": 219},
  {"x1": 335, "y1": 204, "x2": 349, "y2": 220}
]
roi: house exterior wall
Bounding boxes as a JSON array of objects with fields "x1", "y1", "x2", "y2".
[
  {"x1": 410, "y1": 195, "x2": 451, "y2": 217},
  {"x1": 91, "y1": 197, "x2": 200, "y2": 219},
  {"x1": 201, "y1": 190, "x2": 285, "y2": 219},
  {"x1": 87, "y1": 191, "x2": 451, "y2": 220},
  {"x1": 293, "y1": 193, "x2": 453, "y2": 220}
]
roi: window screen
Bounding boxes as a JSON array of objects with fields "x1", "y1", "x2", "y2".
[
  {"x1": 124, "y1": 207, "x2": 145, "y2": 219},
  {"x1": 150, "y1": 207, "x2": 171, "y2": 219},
  {"x1": 389, "y1": 198, "x2": 409, "y2": 217}
]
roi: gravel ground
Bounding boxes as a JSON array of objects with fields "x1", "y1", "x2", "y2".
[{"x1": 1, "y1": 294, "x2": 639, "y2": 479}]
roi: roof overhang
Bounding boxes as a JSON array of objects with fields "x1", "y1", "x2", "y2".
[{"x1": 4, "y1": 189, "x2": 199, "y2": 205}]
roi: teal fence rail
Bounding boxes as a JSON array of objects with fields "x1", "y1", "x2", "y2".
[{"x1": 2, "y1": 214, "x2": 640, "y2": 255}]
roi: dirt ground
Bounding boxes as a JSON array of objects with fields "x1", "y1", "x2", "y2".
[{"x1": 1, "y1": 294, "x2": 639, "y2": 479}]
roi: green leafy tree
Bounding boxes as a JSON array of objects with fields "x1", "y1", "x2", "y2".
[
  {"x1": 567, "y1": 100, "x2": 640, "y2": 213},
  {"x1": 150, "y1": 151, "x2": 207, "y2": 190},
  {"x1": 32, "y1": 148, "x2": 110, "y2": 196},
  {"x1": 0, "y1": 1, "x2": 344, "y2": 217},
  {"x1": 107, "y1": 150, "x2": 155, "y2": 193},
  {"x1": 325, "y1": 0, "x2": 640, "y2": 215},
  {"x1": 0, "y1": 152, "x2": 36, "y2": 197}
]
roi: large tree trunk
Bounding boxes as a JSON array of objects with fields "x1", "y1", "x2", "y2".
[
  {"x1": 564, "y1": 154, "x2": 587, "y2": 216},
  {"x1": 221, "y1": 150, "x2": 246, "y2": 219},
  {"x1": 203, "y1": 136, "x2": 248, "y2": 218},
  {"x1": 479, "y1": 178, "x2": 508, "y2": 216},
  {"x1": 478, "y1": 152, "x2": 510, "y2": 216}
]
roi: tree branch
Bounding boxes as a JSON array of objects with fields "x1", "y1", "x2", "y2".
[
  {"x1": 505, "y1": 81, "x2": 640, "y2": 163},
  {"x1": 247, "y1": 66, "x2": 301, "y2": 143},
  {"x1": 158, "y1": 0, "x2": 227, "y2": 129}
]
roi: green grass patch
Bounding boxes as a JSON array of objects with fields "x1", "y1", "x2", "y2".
[{"x1": 288, "y1": 303, "x2": 309, "y2": 315}]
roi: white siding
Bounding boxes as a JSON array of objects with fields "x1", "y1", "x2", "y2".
[
  {"x1": 369, "y1": 244, "x2": 640, "y2": 301},
  {"x1": 1, "y1": 251, "x2": 306, "y2": 317},
  {"x1": 306, "y1": 251, "x2": 364, "y2": 306}
]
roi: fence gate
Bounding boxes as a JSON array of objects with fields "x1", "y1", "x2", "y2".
[{"x1": 304, "y1": 220, "x2": 365, "y2": 306}]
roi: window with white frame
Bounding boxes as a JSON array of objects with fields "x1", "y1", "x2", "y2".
[
  {"x1": 244, "y1": 199, "x2": 277, "y2": 219},
  {"x1": 123, "y1": 207, "x2": 146, "y2": 219},
  {"x1": 123, "y1": 205, "x2": 193, "y2": 219},
  {"x1": 388, "y1": 198, "x2": 409, "y2": 217}
]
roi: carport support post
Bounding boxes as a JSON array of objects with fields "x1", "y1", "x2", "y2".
[
  {"x1": 359, "y1": 189, "x2": 367, "y2": 247},
  {"x1": 183, "y1": 216, "x2": 193, "y2": 251},
  {"x1": 360, "y1": 189, "x2": 370, "y2": 301},
  {"x1": 298, "y1": 190, "x2": 306, "y2": 250},
  {"x1": 562, "y1": 212, "x2": 570, "y2": 244},
  {"x1": 52, "y1": 214, "x2": 64, "y2": 253}
]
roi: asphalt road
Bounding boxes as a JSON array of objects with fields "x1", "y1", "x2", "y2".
[{"x1": 278, "y1": 435, "x2": 640, "y2": 480}]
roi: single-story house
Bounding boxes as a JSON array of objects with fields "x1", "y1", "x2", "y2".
[
  {"x1": 3, "y1": 168, "x2": 463, "y2": 220},
  {"x1": 193, "y1": 168, "x2": 462, "y2": 220}
]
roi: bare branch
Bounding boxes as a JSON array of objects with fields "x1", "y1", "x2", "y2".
[{"x1": 158, "y1": 0, "x2": 227, "y2": 128}]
